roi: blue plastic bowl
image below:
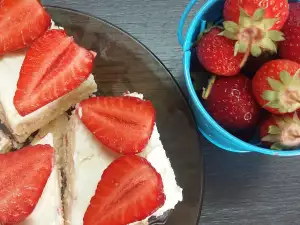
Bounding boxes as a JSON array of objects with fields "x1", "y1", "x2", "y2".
[{"x1": 178, "y1": 0, "x2": 300, "y2": 156}]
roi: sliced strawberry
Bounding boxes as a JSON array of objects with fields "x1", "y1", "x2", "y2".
[
  {"x1": 0, "y1": 0, "x2": 51, "y2": 54},
  {"x1": 78, "y1": 96, "x2": 156, "y2": 154},
  {"x1": 14, "y1": 29, "x2": 95, "y2": 116},
  {"x1": 16, "y1": 30, "x2": 73, "y2": 95},
  {"x1": 84, "y1": 155, "x2": 165, "y2": 225},
  {"x1": 0, "y1": 145, "x2": 54, "y2": 224}
]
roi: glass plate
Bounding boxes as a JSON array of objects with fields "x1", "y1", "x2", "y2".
[{"x1": 47, "y1": 6, "x2": 204, "y2": 225}]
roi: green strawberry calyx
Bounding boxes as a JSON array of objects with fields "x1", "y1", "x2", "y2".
[
  {"x1": 262, "y1": 69, "x2": 300, "y2": 114},
  {"x1": 262, "y1": 113, "x2": 300, "y2": 150},
  {"x1": 220, "y1": 8, "x2": 285, "y2": 68}
]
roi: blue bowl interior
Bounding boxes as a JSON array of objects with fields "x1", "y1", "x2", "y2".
[
  {"x1": 184, "y1": 0, "x2": 225, "y2": 51},
  {"x1": 183, "y1": 0, "x2": 300, "y2": 156}
]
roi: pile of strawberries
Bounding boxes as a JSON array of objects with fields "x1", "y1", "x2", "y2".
[{"x1": 195, "y1": 0, "x2": 300, "y2": 150}]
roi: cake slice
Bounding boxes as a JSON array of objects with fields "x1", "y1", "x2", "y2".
[
  {"x1": 63, "y1": 93, "x2": 183, "y2": 225},
  {"x1": 16, "y1": 114, "x2": 68, "y2": 225},
  {"x1": 0, "y1": 129, "x2": 12, "y2": 154},
  {"x1": 0, "y1": 22, "x2": 97, "y2": 143}
]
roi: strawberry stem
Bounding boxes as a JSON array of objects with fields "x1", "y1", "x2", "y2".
[
  {"x1": 239, "y1": 33, "x2": 253, "y2": 68},
  {"x1": 202, "y1": 76, "x2": 216, "y2": 99}
]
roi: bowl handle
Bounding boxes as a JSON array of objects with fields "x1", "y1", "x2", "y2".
[{"x1": 177, "y1": 0, "x2": 198, "y2": 48}]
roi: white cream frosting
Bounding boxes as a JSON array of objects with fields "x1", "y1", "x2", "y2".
[
  {"x1": 0, "y1": 22, "x2": 97, "y2": 142},
  {"x1": 18, "y1": 134, "x2": 64, "y2": 225},
  {"x1": 65, "y1": 93, "x2": 183, "y2": 225}
]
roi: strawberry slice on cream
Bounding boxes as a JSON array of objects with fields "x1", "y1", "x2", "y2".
[{"x1": 14, "y1": 29, "x2": 96, "y2": 116}]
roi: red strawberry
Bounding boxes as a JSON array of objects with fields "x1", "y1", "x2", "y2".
[
  {"x1": 260, "y1": 114, "x2": 278, "y2": 147},
  {"x1": 0, "y1": 0, "x2": 51, "y2": 54},
  {"x1": 252, "y1": 59, "x2": 300, "y2": 114},
  {"x1": 283, "y1": 2, "x2": 300, "y2": 29},
  {"x1": 84, "y1": 155, "x2": 165, "y2": 225},
  {"x1": 78, "y1": 96, "x2": 155, "y2": 154},
  {"x1": 224, "y1": 0, "x2": 289, "y2": 30},
  {"x1": 0, "y1": 145, "x2": 53, "y2": 224},
  {"x1": 195, "y1": 27, "x2": 244, "y2": 76},
  {"x1": 279, "y1": 26, "x2": 300, "y2": 64},
  {"x1": 14, "y1": 29, "x2": 96, "y2": 116},
  {"x1": 203, "y1": 74, "x2": 261, "y2": 133},
  {"x1": 241, "y1": 52, "x2": 278, "y2": 78},
  {"x1": 221, "y1": 0, "x2": 287, "y2": 67},
  {"x1": 260, "y1": 112, "x2": 300, "y2": 150}
]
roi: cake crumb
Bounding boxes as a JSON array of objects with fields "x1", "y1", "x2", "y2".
[
  {"x1": 0, "y1": 130, "x2": 12, "y2": 154},
  {"x1": 123, "y1": 91, "x2": 144, "y2": 99}
]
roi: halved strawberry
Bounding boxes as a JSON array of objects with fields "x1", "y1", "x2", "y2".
[
  {"x1": 84, "y1": 155, "x2": 165, "y2": 225},
  {"x1": 0, "y1": 0, "x2": 51, "y2": 54},
  {"x1": 14, "y1": 29, "x2": 96, "y2": 116},
  {"x1": 78, "y1": 96, "x2": 156, "y2": 154},
  {"x1": 0, "y1": 145, "x2": 54, "y2": 224}
]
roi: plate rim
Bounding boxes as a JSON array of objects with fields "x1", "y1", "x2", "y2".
[{"x1": 45, "y1": 5, "x2": 205, "y2": 224}]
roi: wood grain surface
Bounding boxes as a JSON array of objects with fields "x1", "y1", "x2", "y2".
[{"x1": 43, "y1": 0, "x2": 300, "y2": 224}]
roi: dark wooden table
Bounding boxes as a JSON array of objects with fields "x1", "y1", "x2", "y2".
[{"x1": 43, "y1": 0, "x2": 300, "y2": 224}]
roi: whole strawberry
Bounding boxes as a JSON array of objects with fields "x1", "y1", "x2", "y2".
[
  {"x1": 203, "y1": 74, "x2": 261, "y2": 133},
  {"x1": 221, "y1": 0, "x2": 287, "y2": 67},
  {"x1": 260, "y1": 112, "x2": 300, "y2": 150},
  {"x1": 252, "y1": 59, "x2": 300, "y2": 114},
  {"x1": 195, "y1": 27, "x2": 244, "y2": 76},
  {"x1": 241, "y1": 52, "x2": 278, "y2": 78},
  {"x1": 279, "y1": 26, "x2": 300, "y2": 64},
  {"x1": 283, "y1": 2, "x2": 300, "y2": 29},
  {"x1": 224, "y1": 0, "x2": 289, "y2": 30}
]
